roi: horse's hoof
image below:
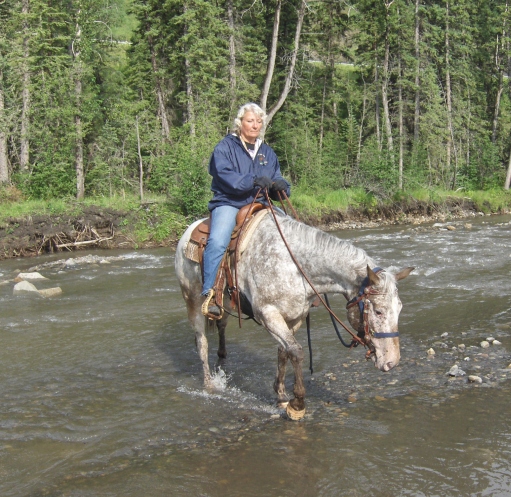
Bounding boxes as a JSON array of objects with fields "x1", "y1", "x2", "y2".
[
  {"x1": 277, "y1": 400, "x2": 289, "y2": 409},
  {"x1": 286, "y1": 403, "x2": 305, "y2": 421}
]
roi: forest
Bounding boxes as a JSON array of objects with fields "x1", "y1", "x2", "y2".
[{"x1": 1, "y1": 0, "x2": 511, "y2": 219}]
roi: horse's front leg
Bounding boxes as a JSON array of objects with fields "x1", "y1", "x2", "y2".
[
  {"x1": 274, "y1": 345, "x2": 290, "y2": 408},
  {"x1": 286, "y1": 341, "x2": 306, "y2": 420},
  {"x1": 260, "y1": 307, "x2": 306, "y2": 420}
]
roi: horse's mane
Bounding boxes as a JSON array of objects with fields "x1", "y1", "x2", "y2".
[{"x1": 277, "y1": 216, "x2": 397, "y2": 291}]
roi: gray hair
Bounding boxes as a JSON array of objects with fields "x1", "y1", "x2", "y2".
[{"x1": 232, "y1": 103, "x2": 267, "y2": 137}]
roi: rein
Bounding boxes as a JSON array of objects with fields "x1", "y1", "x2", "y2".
[{"x1": 263, "y1": 190, "x2": 366, "y2": 349}]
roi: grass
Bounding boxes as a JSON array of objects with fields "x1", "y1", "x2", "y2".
[
  {"x1": 1, "y1": 185, "x2": 510, "y2": 245},
  {"x1": 404, "y1": 187, "x2": 511, "y2": 213},
  {"x1": 291, "y1": 186, "x2": 377, "y2": 216}
]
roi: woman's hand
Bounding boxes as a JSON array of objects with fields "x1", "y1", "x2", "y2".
[
  {"x1": 271, "y1": 179, "x2": 288, "y2": 192},
  {"x1": 254, "y1": 176, "x2": 273, "y2": 190}
]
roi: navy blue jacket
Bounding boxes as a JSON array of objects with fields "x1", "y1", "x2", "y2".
[{"x1": 207, "y1": 134, "x2": 291, "y2": 211}]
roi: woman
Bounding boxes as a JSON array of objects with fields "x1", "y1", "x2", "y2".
[{"x1": 201, "y1": 102, "x2": 291, "y2": 317}]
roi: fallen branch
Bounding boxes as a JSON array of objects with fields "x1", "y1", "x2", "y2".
[{"x1": 56, "y1": 236, "x2": 113, "y2": 249}]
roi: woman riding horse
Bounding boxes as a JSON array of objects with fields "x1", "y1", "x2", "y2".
[{"x1": 201, "y1": 103, "x2": 290, "y2": 317}]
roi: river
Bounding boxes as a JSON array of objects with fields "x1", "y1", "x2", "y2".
[{"x1": 1, "y1": 214, "x2": 510, "y2": 497}]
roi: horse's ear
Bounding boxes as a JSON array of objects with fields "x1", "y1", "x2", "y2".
[
  {"x1": 395, "y1": 267, "x2": 415, "y2": 281},
  {"x1": 367, "y1": 265, "x2": 380, "y2": 286}
]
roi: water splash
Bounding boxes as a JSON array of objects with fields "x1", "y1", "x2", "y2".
[
  {"x1": 209, "y1": 367, "x2": 230, "y2": 390},
  {"x1": 176, "y1": 369, "x2": 280, "y2": 416}
]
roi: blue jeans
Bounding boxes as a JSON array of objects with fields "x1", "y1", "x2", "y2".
[{"x1": 201, "y1": 205, "x2": 239, "y2": 295}]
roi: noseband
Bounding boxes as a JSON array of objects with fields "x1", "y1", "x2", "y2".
[{"x1": 346, "y1": 268, "x2": 400, "y2": 357}]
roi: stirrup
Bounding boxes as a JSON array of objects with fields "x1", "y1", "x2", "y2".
[{"x1": 201, "y1": 289, "x2": 223, "y2": 319}]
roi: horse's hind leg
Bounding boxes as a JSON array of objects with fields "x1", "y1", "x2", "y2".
[
  {"x1": 187, "y1": 299, "x2": 212, "y2": 388},
  {"x1": 215, "y1": 313, "x2": 229, "y2": 368},
  {"x1": 274, "y1": 345, "x2": 290, "y2": 408}
]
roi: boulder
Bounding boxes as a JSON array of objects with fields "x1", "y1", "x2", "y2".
[
  {"x1": 39, "y1": 286, "x2": 62, "y2": 297},
  {"x1": 16, "y1": 272, "x2": 48, "y2": 281},
  {"x1": 13, "y1": 280, "x2": 39, "y2": 295},
  {"x1": 38, "y1": 287, "x2": 63, "y2": 298}
]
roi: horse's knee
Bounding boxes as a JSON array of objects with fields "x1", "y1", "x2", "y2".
[{"x1": 288, "y1": 343, "x2": 304, "y2": 363}]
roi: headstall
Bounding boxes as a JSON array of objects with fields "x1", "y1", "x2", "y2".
[{"x1": 346, "y1": 267, "x2": 400, "y2": 357}]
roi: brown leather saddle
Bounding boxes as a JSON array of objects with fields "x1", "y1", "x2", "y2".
[{"x1": 186, "y1": 202, "x2": 268, "y2": 316}]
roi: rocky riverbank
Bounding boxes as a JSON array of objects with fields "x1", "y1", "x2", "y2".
[{"x1": 1, "y1": 197, "x2": 509, "y2": 260}]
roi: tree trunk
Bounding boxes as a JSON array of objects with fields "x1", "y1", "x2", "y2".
[
  {"x1": 75, "y1": 70, "x2": 84, "y2": 200},
  {"x1": 414, "y1": 0, "x2": 421, "y2": 142},
  {"x1": 492, "y1": 74, "x2": 504, "y2": 143},
  {"x1": 445, "y1": 1, "x2": 456, "y2": 188},
  {"x1": 136, "y1": 116, "x2": 144, "y2": 202},
  {"x1": 149, "y1": 39, "x2": 171, "y2": 142},
  {"x1": 492, "y1": 27, "x2": 505, "y2": 143},
  {"x1": 73, "y1": 12, "x2": 84, "y2": 200},
  {"x1": 260, "y1": 0, "x2": 281, "y2": 112},
  {"x1": 0, "y1": 69, "x2": 8, "y2": 184},
  {"x1": 20, "y1": 0, "x2": 30, "y2": 172},
  {"x1": 357, "y1": 81, "x2": 368, "y2": 167},
  {"x1": 266, "y1": 0, "x2": 307, "y2": 124},
  {"x1": 183, "y1": 3, "x2": 195, "y2": 136},
  {"x1": 227, "y1": 0, "x2": 236, "y2": 117},
  {"x1": 374, "y1": 51, "x2": 381, "y2": 151},
  {"x1": 505, "y1": 153, "x2": 511, "y2": 190},
  {"x1": 505, "y1": 1, "x2": 511, "y2": 190},
  {"x1": 381, "y1": 2, "x2": 394, "y2": 154},
  {"x1": 319, "y1": 72, "x2": 327, "y2": 152},
  {"x1": 398, "y1": 53, "x2": 404, "y2": 190}
]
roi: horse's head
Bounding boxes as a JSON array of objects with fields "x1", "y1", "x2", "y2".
[{"x1": 347, "y1": 265, "x2": 414, "y2": 372}]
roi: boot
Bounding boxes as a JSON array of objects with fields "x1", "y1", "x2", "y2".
[{"x1": 201, "y1": 289, "x2": 222, "y2": 317}]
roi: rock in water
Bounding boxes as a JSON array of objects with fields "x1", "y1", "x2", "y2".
[{"x1": 13, "y1": 280, "x2": 39, "y2": 295}]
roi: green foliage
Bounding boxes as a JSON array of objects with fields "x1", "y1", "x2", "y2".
[
  {"x1": 458, "y1": 136, "x2": 503, "y2": 190},
  {"x1": 147, "y1": 131, "x2": 216, "y2": 218},
  {"x1": 132, "y1": 200, "x2": 187, "y2": 243},
  {"x1": 1, "y1": 0, "x2": 511, "y2": 208},
  {"x1": 14, "y1": 162, "x2": 76, "y2": 199},
  {"x1": 357, "y1": 137, "x2": 399, "y2": 197}
]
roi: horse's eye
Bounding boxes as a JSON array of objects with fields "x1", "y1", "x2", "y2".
[{"x1": 375, "y1": 309, "x2": 383, "y2": 316}]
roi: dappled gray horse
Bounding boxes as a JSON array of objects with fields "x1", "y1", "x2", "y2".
[{"x1": 175, "y1": 213, "x2": 413, "y2": 420}]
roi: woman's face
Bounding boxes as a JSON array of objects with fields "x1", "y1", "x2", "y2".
[{"x1": 239, "y1": 111, "x2": 263, "y2": 144}]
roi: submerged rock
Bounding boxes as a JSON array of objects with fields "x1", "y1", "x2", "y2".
[
  {"x1": 448, "y1": 365, "x2": 466, "y2": 377},
  {"x1": 468, "y1": 375, "x2": 483, "y2": 384}
]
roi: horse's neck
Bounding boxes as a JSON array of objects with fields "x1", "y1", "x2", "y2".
[{"x1": 280, "y1": 218, "x2": 372, "y2": 298}]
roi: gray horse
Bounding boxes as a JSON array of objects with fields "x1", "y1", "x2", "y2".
[{"x1": 175, "y1": 212, "x2": 413, "y2": 420}]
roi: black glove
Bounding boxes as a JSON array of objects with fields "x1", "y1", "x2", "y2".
[
  {"x1": 254, "y1": 176, "x2": 273, "y2": 190},
  {"x1": 271, "y1": 179, "x2": 288, "y2": 192}
]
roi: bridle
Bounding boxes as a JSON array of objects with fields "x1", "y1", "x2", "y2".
[{"x1": 346, "y1": 268, "x2": 400, "y2": 360}]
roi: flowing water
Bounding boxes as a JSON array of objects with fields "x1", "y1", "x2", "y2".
[{"x1": 1, "y1": 214, "x2": 511, "y2": 497}]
